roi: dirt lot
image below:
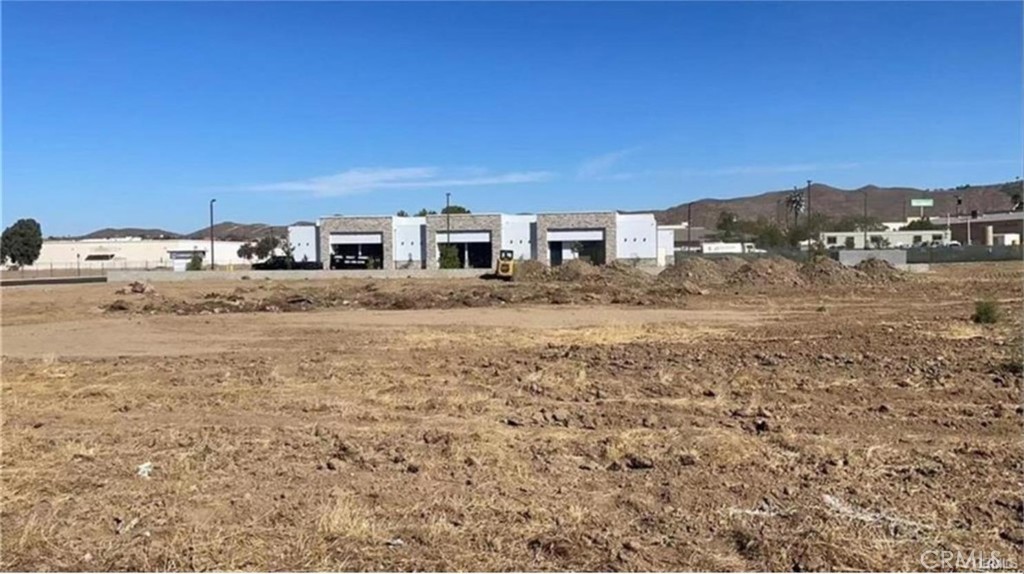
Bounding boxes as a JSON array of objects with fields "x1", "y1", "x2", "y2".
[{"x1": 2, "y1": 261, "x2": 1022, "y2": 571}]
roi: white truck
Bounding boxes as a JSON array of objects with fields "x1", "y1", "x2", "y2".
[{"x1": 700, "y1": 242, "x2": 766, "y2": 255}]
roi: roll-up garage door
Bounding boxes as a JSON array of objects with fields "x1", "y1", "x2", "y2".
[
  {"x1": 547, "y1": 229, "x2": 604, "y2": 242},
  {"x1": 330, "y1": 232, "x2": 383, "y2": 245}
]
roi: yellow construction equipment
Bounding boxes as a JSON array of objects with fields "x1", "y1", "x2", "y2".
[{"x1": 495, "y1": 249, "x2": 515, "y2": 280}]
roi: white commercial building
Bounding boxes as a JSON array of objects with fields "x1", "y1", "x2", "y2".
[
  {"x1": 22, "y1": 238, "x2": 251, "y2": 271},
  {"x1": 820, "y1": 229, "x2": 951, "y2": 250},
  {"x1": 311, "y1": 211, "x2": 671, "y2": 269}
]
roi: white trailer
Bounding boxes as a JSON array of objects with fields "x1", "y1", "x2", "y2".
[{"x1": 700, "y1": 242, "x2": 764, "y2": 254}]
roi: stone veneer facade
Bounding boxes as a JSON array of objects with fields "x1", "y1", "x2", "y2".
[
  {"x1": 424, "y1": 214, "x2": 502, "y2": 270},
  {"x1": 318, "y1": 216, "x2": 394, "y2": 270},
  {"x1": 536, "y1": 212, "x2": 617, "y2": 265}
]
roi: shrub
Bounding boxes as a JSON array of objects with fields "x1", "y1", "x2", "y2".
[
  {"x1": 971, "y1": 300, "x2": 1000, "y2": 324},
  {"x1": 438, "y1": 245, "x2": 461, "y2": 269},
  {"x1": 186, "y1": 253, "x2": 203, "y2": 271}
]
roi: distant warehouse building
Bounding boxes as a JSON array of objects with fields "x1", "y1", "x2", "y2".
[
  {"x1": 22, "y1": 237, "x2": 250, "y2": 271},
  {"x1": 304, "y1": 211, "x2": 672, "y2": 270}
]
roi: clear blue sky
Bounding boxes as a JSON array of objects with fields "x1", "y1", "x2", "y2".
[{"x1": 3, "y1": 1, "x2": 1021, "y2": 235}]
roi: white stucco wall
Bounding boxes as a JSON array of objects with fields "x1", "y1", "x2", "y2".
[
  {"x1": 615, "y1": 213, "x2": 657, "y2": 260},
  {"x1": 288, "y1": 225, "x2": 319, "y2": 263},
  {"x1": 500, "y1": 215, "x2": 536, "y2": 260},
  {"x1": 392, "y1": 217, "x2": 426, "y2": 264},
  {"x1": 23, "y1": 239, "x2": 250, "y2": 270}
]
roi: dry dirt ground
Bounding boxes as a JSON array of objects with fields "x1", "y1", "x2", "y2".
[{"x1": 1, "y1": 261, "x2": 1022, "y2": 571}]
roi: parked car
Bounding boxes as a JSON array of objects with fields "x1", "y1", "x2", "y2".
[{"x1": 252, "y1": 256, "x2": 321, "y2": 270}]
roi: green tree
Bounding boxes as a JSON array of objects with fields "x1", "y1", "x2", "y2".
[
  {"x1": 715, "y1": 211, "x2": 741, "y2": 241},
  {"x1": 0, "y1": 218, "x2": 43, "y2": 267},
  {"x1": 280, "y1": 241, "x2": 295, "y2": 269},
  {"x1": 833, "y1": 215, "x2": 885, "y2": 232},
  {"x1": 753, "y1": 222, "x2": 788, "y2": 248},
  {"x1": 441, "y1": 205, "x2": 470, "y2": 214},
  {"x1": 253, "y1": 236, "x2": 279, "y2": 259},
  {"x1": 902, "y1": 219, "x2": 941, "y2": 231},
  {"x1": 237, "y1": 243, "x2": 256, "y2": 261},
  {"x1": 186, "y1": 252, "x2": 204, "y2": 271},
  {"x1": 438, "y1": 245, "x2": 461, "y2": 269},
  {"x1": 415, "y1": 208, "x2": 438, "y2": 216},
  {"x1": 396, "y1": 210, "x2": 410, "y2": 217}
]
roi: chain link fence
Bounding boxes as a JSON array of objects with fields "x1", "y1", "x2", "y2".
[{"x1": 1, "y1": 260, "x2": 174, "y2": 280}]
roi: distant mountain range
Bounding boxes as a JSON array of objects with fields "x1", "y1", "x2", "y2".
[
  {"x1": 654, "y1": 180, "x2": 1022, "y2": 227},
  {"x1": 68, "y1": 221, "x2": 314, "y2": 242},
  {"x1": 64, "y1": 180, "x2": 1022, "y2": 240}
]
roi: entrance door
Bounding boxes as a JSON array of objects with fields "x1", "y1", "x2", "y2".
[{"x1": 549, "y1": 241, "x2": 563, "y2": 266}]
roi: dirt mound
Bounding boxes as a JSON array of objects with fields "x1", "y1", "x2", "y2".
[
  {"x1": 103, "y1": 275, "x2": 691, "y2": 315},
  {"x1": 114, "y1": 281, "x2": 156, "y2": 295},
  {"x1": 727, "y1": 257, "x2": 805, "y2": 287},
  {"x1": 512, "y1": 260, "x2": 549, "y2": 282},
  {"x1": 714, "y1": 256, "x2": 748, "y2": 275},
  {"x1": 799, "y1": 257, "x2": 867, "y2": 285},
  {"x1": 548, "y1": 260, "x2": 603, "y2": 282},
  {"x1": 603, "y1": 261, "x2": 656, "y2": 284},
  {"x1": 659, "y1": 257, "x2": 724, "y2": 286},
  {"x1": 854, "y1": 258, "x2": 907, "y2": 282}
]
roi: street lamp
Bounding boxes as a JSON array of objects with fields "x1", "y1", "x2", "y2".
[
  {"x1": 687, "y1": 202, "x2": 692, "y2": 245},
  {"x1": 863, "y1": 189, "x2": 869, "y2": 249},
  {"x1": 209, "y1": 198, "x2": 217, "y2": 270}
]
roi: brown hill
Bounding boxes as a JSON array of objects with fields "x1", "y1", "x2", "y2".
[
  {"x1": 655, "y1": 181, "x2": 1022, "y2": 227},
  {"x1": 75, "y1": 221, "x2": 314, "y2": 242},
  {"x1": 183, "y1": 221, "x2": 313, "y2": 242},
  {"x1": 76, "y1": 227, "x2": 182, "y2": 240}
]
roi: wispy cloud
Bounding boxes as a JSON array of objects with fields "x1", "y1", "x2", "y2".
[
  {"x1": 576, "y1": 147, "x2": 641, "y2": 180},
  {"x1": 233, "y1": 167, "x2": 554, "y2": 197}
]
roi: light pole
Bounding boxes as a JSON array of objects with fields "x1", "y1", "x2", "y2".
[
  {"x1": 444, "y1": 192, "x2": 451, "y2": 267},
  {"x1": 687, "y1": 202, "x2": 692, "y2": 246},
  {"x1": 209, "y1": 198, "x2": 216, "y2": 270},
  {"x1": 863, "y1": 189, "x2": 868, "y2": 249}
]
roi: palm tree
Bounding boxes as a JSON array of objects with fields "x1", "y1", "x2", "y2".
[{"x1": 785, "y1": 189, "x2": 805, "y2": 227}]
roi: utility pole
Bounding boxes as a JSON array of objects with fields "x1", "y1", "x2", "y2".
[
  {"x1": 687, "y1": 202, "x2": 692, "y2": 246},
  {"x1": 863, "y1": 189, "x2": 868, "y2": 249},
  {"x1": 445, "y1": 192, "x2": 451, "y2": 265},
  {"x1": 209, "y1": 198, "x2": 217, "y2": 270}
]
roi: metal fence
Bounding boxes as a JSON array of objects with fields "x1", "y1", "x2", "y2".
[
  {"x1": 673, "y1": 246, "x2": 1022, "y2": 266},
  {"x1": 905, "y1": 245, "x2": 1023, "y2": 264},
  {"x1": 2, "y1": 260, "x2": 213, "y2": 279}
]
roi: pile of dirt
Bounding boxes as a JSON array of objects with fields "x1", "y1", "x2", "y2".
[
  {"x1": 799, "y1": 257, "x2": 868, "y2": 285},
  {"x1": 658, "y1": 258, "x2": 725, "y2": 286},
  {"x1": 512, "y1": 260, "x2": 549, "y2": 282},
  {"x1": 104, "y1": 276, "x2": 690, "y2": 315},
  {"x1": 714, "y1": 256, "x2": 748, "y2": 276},
  {"x1": 603, "y1": 261, "x2": 656, "y2": 284},
  {"x1": 854, "y1": 258, "x2": 907, "y2": 282},
  {"x1": 114, "y1": 281, "x2": 156, "y2": 295},
  {"x1": 727, "y1": 257, "x2": 805, "y2": 287},
  {"x1": 547, "y1": 260, "x2": 603, "y2": 282}
]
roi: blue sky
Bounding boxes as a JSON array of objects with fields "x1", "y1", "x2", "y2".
[{"x1": 3, "y1": 1, "x2": 1021, "y2": 235}]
